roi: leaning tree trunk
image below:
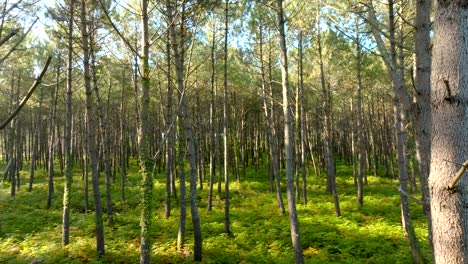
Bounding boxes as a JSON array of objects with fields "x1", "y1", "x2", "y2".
[
  {"x1": 276, "y1": 1, "x2": 304, "y2": 263},
  {"x1": 367, "y1": 2, "x2": 423, "y2": 262},
  {"x1": 167, "y1": 1, "x2": 202, "y2": 261},
  {"x1": 429, "y1": 1, "x2": 468, "y2": 263}
]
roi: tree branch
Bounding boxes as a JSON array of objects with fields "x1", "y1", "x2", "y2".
[
  {"x1": 0, "y1": 56, "x2": 52, "y2": 130},
  {"x1": 449, "y1": 160, "x2": 468, "y2": 190},
  {"x1": 398, "y1": 187, "x2": 425, "y2": 205}
]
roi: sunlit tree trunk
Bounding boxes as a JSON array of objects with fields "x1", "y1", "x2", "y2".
[
  {"x1": 47, "y1": 61, "x2": 60, "y2": 210},
  {"x1": 138, "y1": 0, "x2": 153, "y2": 263},
  {"x1": 276, "y1": 1, "x2": 304, "y2": 263},
  {"x1": 222, "y1": 0, "x2": 231, "y2": 236},
  {"x1": 167, "y1": 1, "x2": 202, "y2": 260}
]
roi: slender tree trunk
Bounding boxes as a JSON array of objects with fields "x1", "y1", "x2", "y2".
[
  {"x1": 29, "y1": 89, "x2": 43, "y2": 192},
  {"x1": 222, "y1": 0, "x2": 231, "y2": 236},
  {"x1": 47, "y1": 62, "x2": 60, "y2": 210},
  {"x1": 267, "y1": 37, "x2": 285, "y2": 214},
  {"x1": 276, "y1": 1, "x2": 304, "y2": 263},
  {"x1": 355, "y1": 31, "x2": 364, "y2": 208},
  {"x1": 165, "y1": 29, "x2": 173, "y2": 218},
  {"x1": 367, "y1": 2, "x2": 423, "y2": 261},
  {"x1": 176, "y1": 119, "x2": 187, "y2": 250},
  {"x1": 120, "y1": 67, "x2": 127, "y2": 204},
  {"x1": 167, "y1": 1, "x2": 202, "y2": 261},
  {"x1": 429, "y1": 1, "x2": 468, "y2": 262},
  {"x1": 414, "y1": 0, "x2": 433, "y2": 254},
  {"x1": 62, "y1": 0, "x2": 74, "y2": 246},
  {"x1": 317, "y1": 5, "x2": 340, "y2": 216},
  {"x1": 138, "y1": 1, "x2": 153, "y2": 263},
  {"x1": 80, "y1": 0, "x2": 105, "y2": 257},
  {"x1": 298, "y1": 31, "x2": 307, "y2": 205},
  {"x1": 208, "y1": 19, "x2": 216, "y2": 212}
]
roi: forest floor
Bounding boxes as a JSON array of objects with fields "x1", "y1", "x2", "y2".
[{"x1": 0, "y1": 160, "x2": 431, "y2": 263}]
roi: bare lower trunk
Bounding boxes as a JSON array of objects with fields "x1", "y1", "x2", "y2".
[
  {"x1": 429, "y1": 1, "x2": 468, "y2": 262},
  {"x1": 277, "y1": 1, "x2": 304, "y2": 263}
]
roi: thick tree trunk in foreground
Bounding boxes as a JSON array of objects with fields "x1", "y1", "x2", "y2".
[
  {"x1": 276, "y1": 1, "x2": 304, "y2": 263},
  {"x1": 430, "y1": 1, "x2": 468, "y2": 263}
]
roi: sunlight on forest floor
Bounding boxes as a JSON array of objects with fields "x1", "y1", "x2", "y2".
[{"x1": 0, "y1": 161, "x2": 431, "y2": 263}]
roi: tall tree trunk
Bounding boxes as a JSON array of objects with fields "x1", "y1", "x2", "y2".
[
  {"x1": 317, "y1": 5, "x2": 340, "y2": 216},
  {"x1": 429, "y1": 0, "x2": 468, "y2": 262},
  {"x1": 62, "y1": 0, "x2": 74, "y2": 246},
  {"x1": 29, "y1": 89, "x2": 43, "y2": 192},
  {"x1": 80, "y1": 0, "x2": 105, "y2": 257},
  {"x1": 222, "y1": 0, "x2": 231, "y2": 236},
  {"x1": 298, "y1": 30, "x2": 307, "y2": 205},
  {"x1": 138, "y1": 0, "x2": 153, "y2": 263},
  {"x1": 267, "y1": 36, "x2": 285, "y2": 214},
  {"x1": 367, "y1": 2, "x2": 423, "y2": 262},
  {"x1": 355, "y1": 31, "x2": 365, "y2": 208},
  {"x1": 47, "y1": 61, "x2": 60, "y2": 210},
  {"x1": 276, "y1": 1, "x2": 304, "y2": 263},
  {"x1": 207, "y1": 19, "x2": 216, "y2": 212},
  {"x1": 167, "y1": 1, "x2": 202, "y2": 261},
  {"x1": 414, "y1": 0, "x2": 432, "y2": 253},
  {"x1": 120, "y1": 67, "x2": 127, "y2": 204},
  {"x1": 165, "y1": 29, "x2": 173, "y2": 218}
]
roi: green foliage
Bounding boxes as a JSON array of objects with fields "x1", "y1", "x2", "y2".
[{"x1": 0, "y1": 161, "x2": 431, "y2": 263}]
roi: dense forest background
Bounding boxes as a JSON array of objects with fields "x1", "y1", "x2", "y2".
[{"x1": 0, "y1": 0, "x2": 466, "y2": 263}]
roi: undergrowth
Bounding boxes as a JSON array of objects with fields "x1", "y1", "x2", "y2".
[{"x1": 0, "y1": 160, "x2": 431, "y2": 263}]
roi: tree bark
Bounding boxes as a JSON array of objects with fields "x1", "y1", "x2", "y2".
[
  {"x1": 80, "y1": 0, "x2": 105, "y2": 257},
  {"x1": 223, "y1": 0, "x2": 231, "y2": 236},
  {"x1": 276, "y1": 1, "x2": 304, "y2": 263},
  {"x1": 62, "y1": 0, "x2": 74, "y2": 246},
  {"x1": 167, "y1": 1, "x2": 202, "y2": 261},
  {"x1": 430, "y1": 0, "x2": 468, "y2": 262},
  {"x1": 414, "y1": 0, "x2": 433, "y2": 254},
  {"x1": 138, "y1": 0, "x2": 153, "y2": 263}
]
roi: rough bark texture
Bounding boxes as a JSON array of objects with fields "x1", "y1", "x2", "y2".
[
  {"x1": 414, "y1": 0, "x2": 433, "y2": 253},
  {"x1": 430, "y1": 1, "x2": 468, "y2": 263},
  {"x1": 139, "y1": 0, "x2": 153, "y2": 263},
  {"x1": 276, "y1": 1, "x2": 304, "y2": 263}
]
